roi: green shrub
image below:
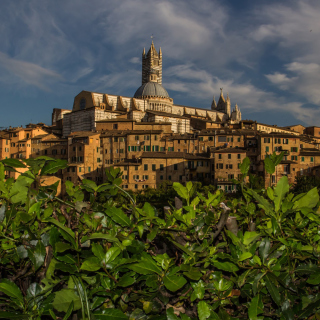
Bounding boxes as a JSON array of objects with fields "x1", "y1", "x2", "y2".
[{"x1": 0, "y1": 157, "x2": 320, "y2": 319}]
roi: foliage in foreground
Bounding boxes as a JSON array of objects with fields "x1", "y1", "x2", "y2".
[{"x1": 0, "y1": 157, "x2": 320, "y2": 319}]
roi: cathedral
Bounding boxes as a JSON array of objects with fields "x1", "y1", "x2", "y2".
[{"x1": 59, "y1": 42, "x2": 241, "y2": 137}]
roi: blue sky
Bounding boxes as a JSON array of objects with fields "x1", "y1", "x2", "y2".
[{"x1": 0, "y1": 0, "x2": 320, "y2": 128}]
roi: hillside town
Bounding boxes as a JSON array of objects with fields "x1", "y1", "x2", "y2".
[{"x1": 1, "y1": 42, "x2": 320, "y2": 195}]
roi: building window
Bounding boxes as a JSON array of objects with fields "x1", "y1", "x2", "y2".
[
  {"x1": 301, "y1": 156, "x2": 304, "y2": 162},
  {"x1": 229, "y1": 164, "x2": 233, "y2": 169},
  {"x1": 135, "y1": 166, "x2": 138, "y2": 171},
  {"x1": 154, "y1": 135, "x2": 158, "y2": 141},
  {"x1": 152, "y1": 164, "x2": 156, "y2": 171},
  {"x1": 272, "y1": 175, "x2": 276, "y2": 184},
  {"x1": 266, "y1": 146, "x2": 269, "y2": 152},
  {"x1": 160, "y1": 164, "x2": 164, "y2": 171},
  {"x1": 174, "y1": 164, "x2": 178, "y2": 170},
  {"x1": 143, "y1": 175, "x2": 149, "y2": 180},
  {"x1": 80, "y1": 98, "x2": 86, "y2": 110},
  {"x1": 228, "y1": 154, "x2": 231, "y2": 159},
  {"x1": 144, "y1": 135, "x2": 150, "y2": 140},
  {"x1": 133, "y1": 175, "x2": 139, "y2": 179},
  {"x1": 153, "y1": 145, "x2": 159, "y2": 152},
  {"x1": 218, "y1": 154, "x2": 222, "y2": 159},
  {"x1": 79, "y1": 167, "x2": 81, "y2": 172},
  {"x1": 73, "y1": 147, "x2": 76, "y2": 151},
  {"x1": 135, "y1": 136, "x2": 139, "y2": 141},
  {"x1": 88, "y1": 167, "x2": 91, "y2": 172},
  {"x1": 144, "y1": 164, "x2": 148, "y2": 170},
  {"x1": 218, "y1": 136, "x2": 226, "y2": 142},
  {"x1": 160, "y1": 175, "x2": 163, "y2": 180},
  {"x1": 135, "y1": 184, "x2": 138, "y2": 189},
  {"x1": 311, "y1": 157, "x2": 314, "y2": 162},
  {"x1": 160, "y1": 147, "x2": 165, "y2": 152},
  {"x1": 283, "y1": 139, "x2": 289, "y2": 144},
  {"x1": 168, "y1": 147, "x2": 174, "y2": 152},
  {"x1": 208, "y1": 137, "x2": 213, "y2": 141},
  {"x1": 168, "y1": 175, "x2": 172, "y2": 180},
  {"x1": 199, "y1": 137, "x2": 204, "y2": 141},
  {"x1": 237, "y1": 137, "x2": 240, "y2": 142},
  {"x1": 113, "y1": 124, "x2": 118, "y2": 129},
  {"x1": 237, "y1": 154, "x2": 241, "y2": 159},
  {"x1": 114, "y1": 137, "x2": 118, "y2": 142}
]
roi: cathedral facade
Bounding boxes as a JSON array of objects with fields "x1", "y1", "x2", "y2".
[{"x1": 62, "y1": 42, "x2": 241, "y2": 137}]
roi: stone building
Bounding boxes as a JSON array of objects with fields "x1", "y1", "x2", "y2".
[{"x1": 2, "y1": 42, "x2": 320, "y2": 193}]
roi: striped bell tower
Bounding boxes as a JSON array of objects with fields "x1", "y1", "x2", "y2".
[{"x1": 142, "y1": 41, "x2": 162, "y2": 85}]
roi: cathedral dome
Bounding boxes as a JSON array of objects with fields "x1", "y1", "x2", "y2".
[{"x1": 134, "y1": 82, "x2": 170, "y2": 99}]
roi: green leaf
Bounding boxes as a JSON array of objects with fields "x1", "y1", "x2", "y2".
[
  {"x1": 274, "y1": 176, "x2": 289, "y2": 212},
  {"x1": 86, "y1": 233, "x2": 120, "y2": 244},
  {"x1": 198, "y1": 301, "x2": 211, "y2": 320},
  {"x1": 128, "y1": 259, "x2": 162, "y2": 275},
  {"x1": 166, "y1": 307, "x2": 179, "y2": 320},
  {"x1": 94, "y1": 308, "x2": 128, "y2": 319},
  {"x1": 55, "y1": 242, "x2": 72, "y2": 253},
  {"x1": 0, "y1": 312, "x2": 29, "y2": 319},
  {"x1": 265, "y1": 273, "x2": 281, "y2": 305},
  {"x1": 62, "y1": 301, "x2": 74, "y2": 320},
  {"x1": 248, "y1": 294, "x2": 263, "y2": 320},
  {"x1": 294, "y1": 187, "x2": 319, "y2": 209},
  {"x1": 53, "y1": 289, "x2": 81, "y2": 313},
  {"x1": 44, "y1": 218, "x2": 77, "y2": 249},
  {"x1": 81, "y1": 179, "x2": 98, "y2": 192},
  {"x1": 251, "y1": 190, "x2": 274, "y2": 215},
  {"x1": 259, "y1": 238, "x2": 270, "y2": 264},
  {"x1": 0, "y1": 279, "x2": 24, "y2": 308},
  {"x1": 27, "y1": 240, "x2": 46, "y2": 271},
  {"x1": 80, "y1": 257, "x2": 101, "y2": 271},
  {"x1": 307, "y1": 272, "x2": 320, "y2": 285},
  {"x1": 2, "y1": 158, "x2": 26, "y2": 168},
  {"x1": 212, "y1": 261, "x2": 239, "y2": 272},
  {"x1": 173, "y1": 182, "x2": 188, "y2": 200},
  {"x1": 0, "y1": 163, "x2": 4, "y2": 181},
  {"x1": 243, "y1": 231, "x2": 260, "y2": 246},
  {"x1": 191, "y1": 280, "x2": 205, "y2": 301},
  {"x1": 92, "y1": 243, "x2": 105, "y2": 260},
  {"x1": 297, "y1": 294, "x2": 320, "y2": 319},
  {"x1": 264, "y1": 156, "x2": 275, "y2": 175},
  {"x1": 0, "y1": 205, "x2": 5, "y2": 223},
  {"x1": 238, "y1": 252, "x2": 252, "y2": 261},
  {"x1": 163, "y1": 275, "x2": 187, "y2": 292},
  {"x1": 40, "y1": 159, "x2": 68, "y2": 175},
  {"x1": 105, "y1": 247, "x2": 121, "y2": 264},
  {"x1": 117, "y1": 274, "x2": 135, "y2": 287},
  {"x1": 106, "y1": 207, "x2": 131, "y2": 227},
  {"x1": 240, "y1": 157, "x2": 251, "y2": 175},
  {"x1": 295, "y1": 263, "x2": 318, "y2": 274}
]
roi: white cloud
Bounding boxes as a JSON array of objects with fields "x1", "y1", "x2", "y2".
[{"x1": 0, "y1": 51, "x2": 62, "y2": 91}]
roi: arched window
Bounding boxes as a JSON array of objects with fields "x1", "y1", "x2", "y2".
[{"x1": 80, "y1": 98, "x2": 86, "y2": 110}]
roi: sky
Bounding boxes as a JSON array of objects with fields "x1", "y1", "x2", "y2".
[{"x1": 0, "y1": 0, "x2": 320, "y2": 128}]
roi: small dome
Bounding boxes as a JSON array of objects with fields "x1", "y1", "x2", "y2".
[{"x1": 134, "y1": 82, "x2": 170, "y2": 99}]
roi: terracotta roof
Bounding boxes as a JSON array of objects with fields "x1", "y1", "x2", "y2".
[
  {"x1": 100, "y1": 130, "x2": 162, "y2": 137},
  {"x1": 213, "y1": 148, "x2": 246, "y2": 153},
  {"x1": 69, "y1": 131, "x2": 100, "y2": 138},
  {"x1": 140, "y1": 152, "x2": 210, "y2": 160}
]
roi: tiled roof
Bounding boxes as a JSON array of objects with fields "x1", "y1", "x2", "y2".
[
  {"x1": 140, "y1": 152, "x2": 210, "y2": 160},
  {"x1": 212, "y1": 147, "x2": 246, "y2": 153}
]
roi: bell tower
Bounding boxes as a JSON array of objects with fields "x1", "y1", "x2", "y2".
[{"x1": 142, "y1": 41, "x2": 162, "y2": 85}]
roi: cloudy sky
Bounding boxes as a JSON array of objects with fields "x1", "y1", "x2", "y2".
[{"x1": 0, "y1": 0, "x2": 320, "y2": 127}]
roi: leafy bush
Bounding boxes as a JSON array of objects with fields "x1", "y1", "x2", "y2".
[{"x1": 1, "y1": 157, "x2": 320, "y2": 319}]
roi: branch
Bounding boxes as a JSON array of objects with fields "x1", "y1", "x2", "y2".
[{"x1": 212, "y1": 203, "x2": 230, "y2": 241}]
